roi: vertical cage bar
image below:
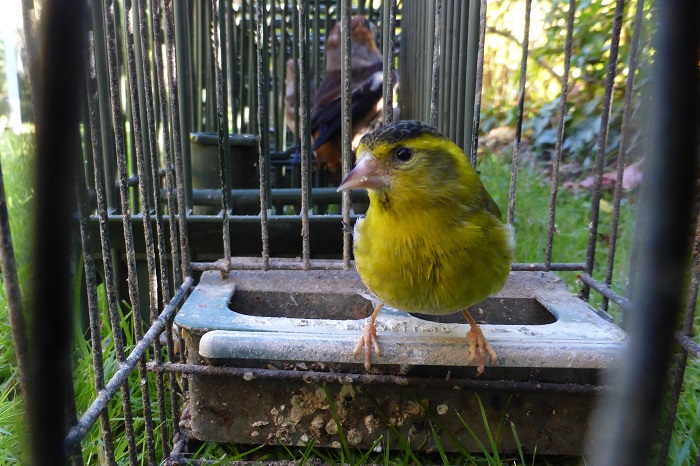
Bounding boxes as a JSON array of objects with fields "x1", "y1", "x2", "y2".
[
  {"x1": 450, "y1": 1, "x2": 461, "y2": 142},
  {"x1": 136, "y1": 0, "x2": 175, "y2": 456},
  {"x1": 0, "y1": 160, "x2": 30, "y2": 410},
  {"x1": 581, "y1": 0, "x2": 625, "y2": 300},
  {"x1": 173, "y1": 0, "x2": 194, "y2": 210},
  {"x1": 213, "y1": 0, "x2": 233, "y2": 266},
  {"x1": 152, "y1": 0, "x2": 183, "y2": 287},
  {"x1": 298, "y1": 0, "x2": 312, "y2": 269},
  {"x1": 26, "y1": 0, "x2": 84, "y2": 463},
  {"x1": 544, "y1": 0, "x2": 576, "y2": 269},
  {"x1": 88, "y1": 0, "x2": 118, "y2": 209},
  {"x1": 19, "y1": 0, "x2": 40, "y2": 117},
  {"x1": 469, "y1": 0, "x2": 486, "y2": 167},
  {"x1": 81, "y1": 31, "x2": 118, "y2": 465},
  {"x1": 462, "y1": 0, "x2": 479, "y2": 153},
  {"x1": 658, "y1": 220, "x2": 700, "y2": 463},
  {"x1": 292, "y1": 0, "x2": 300, "y2": 147},
  {"x1": 122, "y1": 0, "x2": 159, "y2": 461},
  {"x1": 506, "y1": 0, "x2": 531, "y2": 226},
  {"x1": 382, "y1": 0, "x2": 397, "y2": 125},
  {"x1": 99, "y1": 1, "x2": 142, "y2": 463},
  {"x1": 586, "y1": 3, "x2": 699, "y2": 462},
  {"x1": 340, "y1": 0, "x2": 352, "y2": 270},
  {"x1": 272, "y1": 0, "x2": 282, "y2": 151},
  {"x1": 193, "y1": 1, "x2": 203, "y2": 130},
  {"x1": 313, "y1": 0, "x2": 321, "y2": 91},
  {"x1": 167, "y1": 0, "x2": 192, "y2": 276},
  {"x1": 240, "y1": 1, "x2": 249, "y2": 133},
  {"x1": 248, "y1": 1, "x2": 258, "y2": 134},
  {"x1": 257, "y1": 0, "x2": 271, "y2": 270},
  {"x1": 205, "y1": 1, "x2": 215, "y2": 131},
  {"x1": 65, "y1": 372, "x2": 84, "y2": 466},
  {"x1": 428, "y1": 0, "x2": 442, "y2": 128},
  {"x1": 602, "y1": 0, "x2": 644, "y2": 311},
  {"x1": 227, "y1": 2, "x2": 239, "y2": 134},
  {"x1": 151, "y1": 0, "x2": 185, "y2": 437},
  {"x1": 438, "y1": 0, "x2": 452, "y2": 132},
  {"x1": 453, "y1": 2, "x2": 467, "y2": 145},
  {"x1": 133, "y1": 5, "x2": 154, "y2": 205},
  {"x1": 282, "y1": 0, "x2": 290, "y2": 151}
]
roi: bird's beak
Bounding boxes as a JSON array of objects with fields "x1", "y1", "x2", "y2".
[{"x1": 337, "y1": 154, "x2": 387, "y2": 191}]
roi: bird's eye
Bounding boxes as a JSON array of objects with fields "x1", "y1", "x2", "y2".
[{"x1": 395, "y1": 147, "x2": 413, "y2": 162}]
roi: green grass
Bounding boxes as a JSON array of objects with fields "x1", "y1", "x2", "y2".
[
  {"x1": 0, "y1": 132, "x2": 34, "y2": 465},
  {"x1": 0, "y1": 133, "x2": 697, "y2": 464},
  {"x1": 479, "y1": 154, "x2": 636, "y2": 318}
]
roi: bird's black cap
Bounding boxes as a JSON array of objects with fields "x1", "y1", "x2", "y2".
[{"x1": 359, "y1": 120, "x2": 446, "y2": 149}]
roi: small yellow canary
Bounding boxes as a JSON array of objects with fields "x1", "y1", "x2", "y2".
[{"x1": 338, "y1": 120, "x2": 514, "y2": 374}]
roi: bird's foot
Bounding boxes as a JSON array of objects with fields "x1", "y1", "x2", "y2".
[
  {"x1": 353, "y1": 318, "x2": 382, "y2": 370},
  {"x1": 464, "y1": 318, "x2": 498, "y2": 375},
  {"x1": 465, "y1": 326, "x2": 497, "y2": 375}
]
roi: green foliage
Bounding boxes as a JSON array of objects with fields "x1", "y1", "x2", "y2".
[{"x1": 481, "y1": 0, "x2": 653, "y2": 168}]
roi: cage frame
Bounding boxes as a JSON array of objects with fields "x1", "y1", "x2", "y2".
[{"x1": 1, "y1": 0, "x2": 698, "y2": 464}]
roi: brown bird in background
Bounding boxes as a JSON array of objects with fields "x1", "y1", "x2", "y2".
[
  {"x1": 284, "y1": 59, "x2": 316, "y2": 138},
  {"x1": 310, "y1": 15, "x2": 398, "y2": 185}
]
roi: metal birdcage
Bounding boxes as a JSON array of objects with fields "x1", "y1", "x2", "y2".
[{"x1": 2, "y1": 0, "x2": 699, "y2": 464}]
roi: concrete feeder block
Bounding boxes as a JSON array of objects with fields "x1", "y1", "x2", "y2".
[{"x1": 175, "y1": 262, "x2": 626, "y2": 455}]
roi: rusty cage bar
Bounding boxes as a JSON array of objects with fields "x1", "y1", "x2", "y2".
[{"x1": 3, "y1": 0, "x2": 699, "y2": 463}]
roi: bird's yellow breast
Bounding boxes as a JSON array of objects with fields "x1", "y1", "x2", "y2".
[{"x1": 354, "y1": 203, "x2": 513, "y2": 315}]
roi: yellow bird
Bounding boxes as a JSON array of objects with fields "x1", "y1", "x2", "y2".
[{"x1": 338, "y1": 120, "x2": 514, "y2": 374}]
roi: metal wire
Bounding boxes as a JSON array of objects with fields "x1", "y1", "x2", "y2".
[
  {"x1": 173, "y1": 0, "x2": 195, "y2": 211},
  {"x1": 506, "y1": 0, "x2": 531, "y2": 225},
  {"x1": 256, "y1": 0, "x2": 271, "y2": 270},
  {"x1": 298, "y1": 0, "x2": 312, "y2": 269},
  {"x1": 122, "y1": 0, "x2": 160, "y2": 459},
  {"x1": 80, "y1": 31, "x2": 118, "y2": 465},
  {"x1": 468, "y1": 0, "x2": 486, "y2": 167},
  {"x1": 586, "y1": 1, "x2": 699, "y2": 462},
  {"x1": 579, "y1": 273, "x2": 633, "y2": 315},
  {"x1": 449, "y1": 2, "x2": 464, "y2": 145},
  {"x1": 544, "y1": 0, "x2": 576, "y2": 270},
  {"x1": 429, "y1": 0, "x2": 441, "y2": 127},
  {"x1": 189, "y1": 256, "x2": 585, "y2": 273},
  {"x1": 65, "y1": 278, "x2": 194, "y2": 451},
  {"x1": 658, "y1": 218, "x2": 700, "y2": 462},
  {"x1": 340, "y1": 0, "x2": 352, "y2": 270},
  {"x1": 602, "y1": 0, "x2": 644, "y2": 312},
  {"x1": 439, "y1": 0, "x2": 452, "y2": 134},
  {"x1": 26, "y1": 0, "x2": 85, "y2": 463},
  {"x1": 99, "y1": 1, "x2": 142, "y2": 462},
  {"x1": 166, "y1": 0, "x2": 192, "y2": 277},
  {"x1": 382, "y1": 0, "x2": 397, "y2": 125},
  {"x1": 23, "y1": 2, "x2": 696, "y2": 463},
  {"x1": 581, "y1": 0, "x2": 626, "y2": 301},
  {"x1": 137, "y1": 0, "x2": 176, "y2": 456},
  {"x1": 151, "y1": 0, "x2": 183, "y2": 287},
  {"x1": 148, "y1": 362, "x2": 604, "y2": 394},
  {"x1": 0, "y1": 148, "x2": 30, "y2": 413},
  {"x1": 213, "y1": 0, "x2": 233, "y2": 271}
]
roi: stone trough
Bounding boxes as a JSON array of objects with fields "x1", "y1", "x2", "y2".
[{"x1": 175, "y1": 263, "x2": 626, "y2": 455}]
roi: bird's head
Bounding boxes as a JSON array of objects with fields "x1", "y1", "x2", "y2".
[
  {"x1": 338, "y1": 120, "x2": 485, "y2": 211},
  {"x1": 325, "y1": 15, "x2": 380, "y2": 73}
]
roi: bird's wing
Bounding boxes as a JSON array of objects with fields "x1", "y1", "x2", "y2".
[{"x1": 310, "y1": 62, "x2": 385, "y2": 151}]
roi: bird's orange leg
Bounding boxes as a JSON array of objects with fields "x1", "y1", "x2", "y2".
[
  {"x1": 462, "y1": 309, "x2": 498, "y2": 375},
  {"x1": 354, "y1": 303, "x2": 384, "y2": 370}
]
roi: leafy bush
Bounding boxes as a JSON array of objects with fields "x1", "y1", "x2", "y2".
[{"x1": 481, "y1": 0, "x2": 653, "y2": 169}]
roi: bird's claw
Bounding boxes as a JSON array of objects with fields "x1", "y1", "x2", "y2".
[
  {"x1": 466, "y1": 325, "x2": 498, "y2": 375},
  {"x1": 353, "y1": 318, "x2": 382, "y2": 370}
]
